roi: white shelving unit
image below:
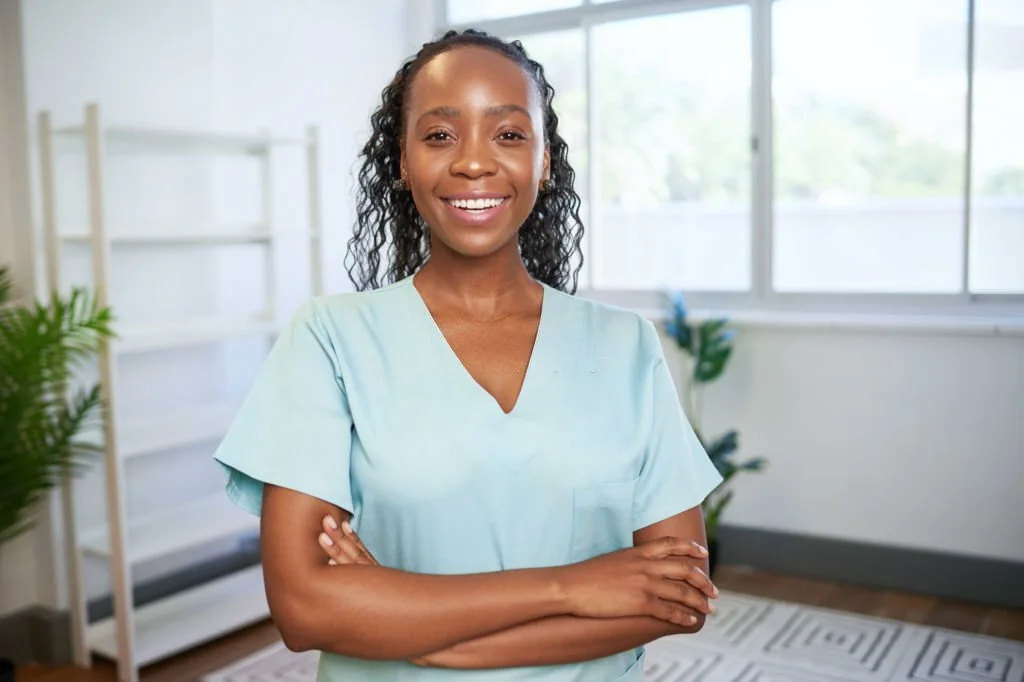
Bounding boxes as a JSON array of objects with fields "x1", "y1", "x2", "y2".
[{"x1": 37, "y1": 103, "x2": 325, "y2": 682}]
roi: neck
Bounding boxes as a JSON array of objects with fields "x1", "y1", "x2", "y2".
[{"x1": 414, "y1": 240, "x2": 540, "y2": 316}]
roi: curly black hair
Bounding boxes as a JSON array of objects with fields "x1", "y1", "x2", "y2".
[{"x1": 344, "y1": 29, "x2": 585, "y2": 294}]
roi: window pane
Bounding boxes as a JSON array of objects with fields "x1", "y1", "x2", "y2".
[
  {"x1": 969, "y1": 0, "x2": 1024, "y2": 294},
  {"x1": 772, "y1": 0, "x2": 969, "y2": 293},
  {"x1": 446, "y1": 0, "x2": 581, "y2": 25},
  {"x1": 592, "y1": 7, "x2": 752, "y2": 291},
  {"x1": 512, "y1": 31, "x2": 590, "y2": 286}
]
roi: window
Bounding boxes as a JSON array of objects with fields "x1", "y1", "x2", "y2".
[
  {"x1": 443, "y1": 0, "x2": 1024, "y2": 315},
  {"x1": 591, "y1": 7, "x2": 751, "y2": 291},
  {"x1": 773, "y1": 0, "x2": 968, "y2": 294},
  {"x1": 511, "y1": 30, "x2": 587, "y2": 193},
  {"x1": 446, "y1": 0, "x2": 581, "y2": 26},
  {"x1": 512, "y1": 30, "x2": 590, "y2": 285},
  {"x1": 969, "y1": 0, "x2": 1024, "y2": 294}
]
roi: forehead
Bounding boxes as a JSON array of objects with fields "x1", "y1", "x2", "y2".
[{"x1": 407, "y1": 45, "x2": 540, "y2": 115}]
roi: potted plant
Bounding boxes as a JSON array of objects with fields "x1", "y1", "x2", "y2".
[
  {"x1": 663, "y1": 291, "x2": 766, "y2": 575},
  {"x1": 0, "y1": 264, "x2": 114, "y2": 673}
]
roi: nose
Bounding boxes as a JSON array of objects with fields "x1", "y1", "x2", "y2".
[{"x1": 449, "y1": 132, "x2": 498, "y2": 179}]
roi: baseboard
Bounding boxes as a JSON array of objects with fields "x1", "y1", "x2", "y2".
[
  {"x1": 0, "y1": 605, "x2": 69, "y2": 666},
  {"x1": 717, "y1": 524, "x2": 1024, "y2": 609},
  {"x1": 0, "y1": 540, "x2": 261, "y2": 666},
  {"x1": 5, "y1": 527, "x2": 1022, "y2": 665}
]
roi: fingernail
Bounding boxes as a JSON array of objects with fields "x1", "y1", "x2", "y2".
[
  {"x1": 688, "y1": 615, "x2": 697, "y2": 624},
  {"x1": 319, "y1": 532, "x2": 333, "y2": 546},
  {"x1": 341, "y1": 520, "x2": 353, "y2": 534},
  {"x1": 708, "y1": 604, "x2": 716, "y2": 614},
  {"x1": 325, "y1": 516, "x2": 338, "y2": 530}
]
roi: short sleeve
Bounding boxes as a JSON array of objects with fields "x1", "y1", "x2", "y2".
[
  {"x1": 213, "y1": 299, "x2": 354, "y2": 517},
  {"x1": 633, "y1": 319, "x2": 724, "y2": 531}
]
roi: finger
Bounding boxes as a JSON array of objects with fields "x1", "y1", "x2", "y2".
[
  {"x1": 318, "y1": 532, "x2": 348, "y2": 564},
  {"x1": 657, "y1": 560, "x2": 719, "y2": 599},
  {"x1": 341, "y1": 520, "x2": 380, "y2": 566},
  {"x1": 322, "y1": 515, "x2": 348, "y2": 550},
  {"x1": 645, "y1": 536, "x2": 709, "y2": 561},
  {"x1": 651, "y1": 578, "x2": 712, "y2": 615},
  {"x1": 649, "y1": 598, "x2": 700, "y2": 628},
  {"x1": 320, "y1": 518, "x2": 363, "y2": 565}
]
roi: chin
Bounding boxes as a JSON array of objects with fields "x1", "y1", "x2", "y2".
[
  {"x1": 436, "y1": 229, "x2": 519, "y2": 259},
  {"x1": 427, "y1": 210, "x2": 523, "y2": 260}
]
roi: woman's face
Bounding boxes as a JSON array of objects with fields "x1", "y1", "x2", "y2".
[{"x1": 401, "y1": 46, "x2": 549, "y2": 261}]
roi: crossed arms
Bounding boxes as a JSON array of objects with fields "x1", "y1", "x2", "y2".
[{"x1": 259, "y1": 485, "x2": 717, "y2": 669}]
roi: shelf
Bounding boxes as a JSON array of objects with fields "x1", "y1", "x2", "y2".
[
  {"x1": 88, "y1": 565, "x2": 268, "y2": 666},
  {"x1": 115, "y1": 317, "x2": 280, "y2": 353},
  {"x1": 55, "y1": 125, "x2": 307, "y2": 155},
  {"x1": 117, "y1": 403, "x2": 239, "y2": 459},
  {"x1": 59, "y1": 227, "x2": 319, "y2": 245},
  {"x1": 80, "y1": 493, "x2": 258, "y2": 564}
]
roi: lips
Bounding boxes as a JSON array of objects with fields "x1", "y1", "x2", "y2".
[{"x1": 441, "y1": 193, "x2": 511, "y2": 226}]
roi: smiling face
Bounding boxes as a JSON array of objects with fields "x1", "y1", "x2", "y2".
[{"x1": 401, "y1": 45, "x2": 550, "y2": 261}]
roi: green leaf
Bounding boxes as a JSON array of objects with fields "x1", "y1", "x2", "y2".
[
  {"x1": 695, "y1": 346, "x2": 732, "y2": 383},
  {"x1": 703, "y1": 488, "x2": 733, "y2": 542},
  {"x1": 0, "y1": 265, "x2": 114, "y2": 545},
  {"x1": 705, "y1": 430, "x2": 738, "y2": 464},
  {"x1": 693, "y1": 318, "x2": 734, "y2": 384},
  {"x1": 0, "y1": 266, "x2": 11, "y2": 306}
]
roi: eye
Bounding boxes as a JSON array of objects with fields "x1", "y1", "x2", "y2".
[
  {"x1": 497, "y1": 130, "x2": 528, "y2": 143},
  {"x1": 423, "y1": 130, "x2": 455, "y2": 144}
]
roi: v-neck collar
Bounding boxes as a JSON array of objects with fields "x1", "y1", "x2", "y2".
[{"x1": 403, "y1": 274, "x2": 551, "y2": 418}]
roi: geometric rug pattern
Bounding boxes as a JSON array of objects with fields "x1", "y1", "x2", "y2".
[{"x1": 203, "y1": 591, "x2": 1024, "y2": 681}]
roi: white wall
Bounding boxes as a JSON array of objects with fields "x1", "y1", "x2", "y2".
[
  {"x1": 3, "y1": 0, "x2": 406, "y2": 617},
  {"x1": 675, "y1": 323, "x2": 1024, "y2": 563}
]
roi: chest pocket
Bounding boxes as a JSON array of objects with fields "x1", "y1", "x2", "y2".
[{"x1": 569, "y1": 476, "x2": 638, "y2": 562}]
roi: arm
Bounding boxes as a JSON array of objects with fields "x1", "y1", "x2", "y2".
[
  {"x1": 318, "y1": 505, "x2": 717, "y2": 669},
  {"x1": 262, "y1": 484, "x2": 566, "y2": 660},
  {"x1": 419, "y1": 506, "x2": 717, "y2": 669}
]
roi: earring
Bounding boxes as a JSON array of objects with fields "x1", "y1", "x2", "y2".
[
  {"x1": 540, "y1": 178, "x2": 554, "y2": 192},
  {"x1": 392, "y1": 178, "x2": 408, "y2": 191}
]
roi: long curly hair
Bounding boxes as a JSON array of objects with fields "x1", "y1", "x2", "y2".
[{"x1": 344, "y1": 29, "x2": 585, "y2": 293}]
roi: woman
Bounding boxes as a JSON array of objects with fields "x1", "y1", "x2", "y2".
[{"x1": 214, "y1": 29, "x2": 723, "y2": 680}]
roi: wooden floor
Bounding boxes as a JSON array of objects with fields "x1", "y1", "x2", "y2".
[{"x1": 17, "y1": 565, "x2": 1024, "y2": 681}]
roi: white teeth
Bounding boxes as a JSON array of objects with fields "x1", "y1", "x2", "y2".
[{"x1": 448, "y1": 197, "x2": 505, "y2": 210}]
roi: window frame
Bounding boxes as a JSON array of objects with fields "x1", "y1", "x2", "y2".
[{"x1": 436, "y1": 0, "x2": 1024, "y2": 329}]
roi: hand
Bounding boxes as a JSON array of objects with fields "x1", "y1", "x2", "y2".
[
  {"x1": 317, "y1": 517, "x2": 459, "y2": 668},
  {"x1": 558, "y1": 536, "x2": 718, "y2": 627},
  {"x1": 317, "y1": 515, "x2": 379, "y2": 566}
]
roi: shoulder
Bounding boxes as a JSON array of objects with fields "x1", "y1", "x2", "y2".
[
  {"x1": 278, "y1": 277, "x2": 414, "y2": 359},
  {"x1": 293, "y1": 277, "x2": 412, "y2": 326},
  {"x1": 545, "y1": 286, "x2": 664, "y2": 363}
]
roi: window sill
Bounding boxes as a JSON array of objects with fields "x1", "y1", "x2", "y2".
[{"x1": 638, "y1": 307, "x2": 1024, "y2": 336}]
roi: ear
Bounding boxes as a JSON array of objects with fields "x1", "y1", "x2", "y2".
[
  {"x1": 541, "y1": 145, "x2": 551, "y2": 187},
  {"x1": 399, "y1": 143, "x2": 409, "y2": 185}
]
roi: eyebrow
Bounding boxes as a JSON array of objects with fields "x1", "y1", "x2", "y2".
[{"x1": 416, "y1": 104, "x2": 531, "y2": 126}]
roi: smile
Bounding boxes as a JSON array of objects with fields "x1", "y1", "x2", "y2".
[
  {"x1": 445, "y1": 197, "x2": 508, "y2": 210},
  {"x1": 442, "y1": 196, "x2": 510, "y2": 225}
]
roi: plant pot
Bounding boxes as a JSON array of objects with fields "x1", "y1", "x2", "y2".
[{"x1": 708, "y1": 538, "x2": 719, "y2": 577}]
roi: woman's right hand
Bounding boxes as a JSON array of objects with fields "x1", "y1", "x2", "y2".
[{"x1": 558, "y1": 536, "x2": 718, "y2": 627}]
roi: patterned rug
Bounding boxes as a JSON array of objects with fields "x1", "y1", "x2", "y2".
[{"x1": 202, "y1": 591, "x2": 1024, "y2": 681}]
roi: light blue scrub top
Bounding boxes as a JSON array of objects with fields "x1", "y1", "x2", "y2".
[{"x1": 214, "y1": 274, "x2": 723, "y2": 681}]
